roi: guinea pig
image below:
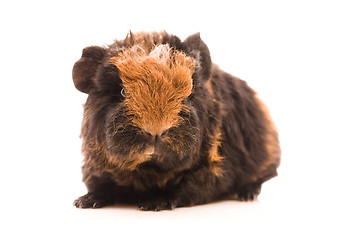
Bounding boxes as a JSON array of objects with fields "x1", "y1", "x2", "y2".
[{"x1": 72, "y1": 31, "x2": 280, "y2": 211}]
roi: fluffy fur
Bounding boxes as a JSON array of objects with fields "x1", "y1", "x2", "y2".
[{"x1": 72, "y1": 31, "x2": 280, "y2": 211}]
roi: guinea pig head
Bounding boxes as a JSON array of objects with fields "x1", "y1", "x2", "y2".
[{"x1": 73, "y1": 32, "x2": 211, "y2": 171}]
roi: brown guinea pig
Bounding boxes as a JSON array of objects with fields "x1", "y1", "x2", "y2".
[{"x1": 72, "y1": 31, "x2": 280, "y2": 211}]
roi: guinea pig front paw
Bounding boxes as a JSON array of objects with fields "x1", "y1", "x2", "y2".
[
  {"x1": 73, "y1": 193, "x2": 112, "y2": 208},
  {"x1": 138, "y1": 199, "x2": 178, "y2": 211}
]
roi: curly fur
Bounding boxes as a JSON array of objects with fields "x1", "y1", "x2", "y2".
[{"x1": 72, "y1": 31, "x2": 280, "y2": 210}]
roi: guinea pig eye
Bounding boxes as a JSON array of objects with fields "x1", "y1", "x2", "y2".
[{"x1": 120, "y1": 88, "x2": 127, "y2": 98}]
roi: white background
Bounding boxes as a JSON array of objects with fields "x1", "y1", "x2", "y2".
[{"x1": 1, "y1": 0, "x2": 360, "y2": 239}]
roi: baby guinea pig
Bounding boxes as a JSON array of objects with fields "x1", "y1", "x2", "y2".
[{"x1": 72, "y1": 31, "x2": 280, "y2": 211}]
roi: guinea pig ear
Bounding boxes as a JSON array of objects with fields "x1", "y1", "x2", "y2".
[
  {"x1": 72, "y1": 46, "x2": 106, "y2": 93},
  {"x1": 182, "y1": 33, "x2": 212, "y2": 83}
]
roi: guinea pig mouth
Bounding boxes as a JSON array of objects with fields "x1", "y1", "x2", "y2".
[{"x1": 143, "y1": 146, "x2": 155, "y2": 156}]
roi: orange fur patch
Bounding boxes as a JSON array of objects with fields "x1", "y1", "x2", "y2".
[
  {"x1": 206, "y1": 79, "x2": 214, "y2": 97},
  {"x1": 110, "y1": 44, "x2": 195, "y2": 135},
  {"x1": 209, "y1": 129, "x2": 224, "y2": 176},
  {"x1": 206, "y1": 78, "x2": 224, "y2": 176},
  {"x1": 256, "y1": 97, "x2": 281, "y2": 172}
]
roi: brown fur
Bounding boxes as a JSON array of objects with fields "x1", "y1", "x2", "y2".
[{"x1": 123, "y1": 31, "x2": 166, "y2": 51}]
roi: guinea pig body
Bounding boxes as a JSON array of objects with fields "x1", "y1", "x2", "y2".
[{"x1": 72, "y1": 31, "x2": 280, "y2": 210}]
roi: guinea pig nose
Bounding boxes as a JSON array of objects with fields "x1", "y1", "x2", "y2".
[{"x1": 144, "y1": 126, "x2": 170, "y2": 138}]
